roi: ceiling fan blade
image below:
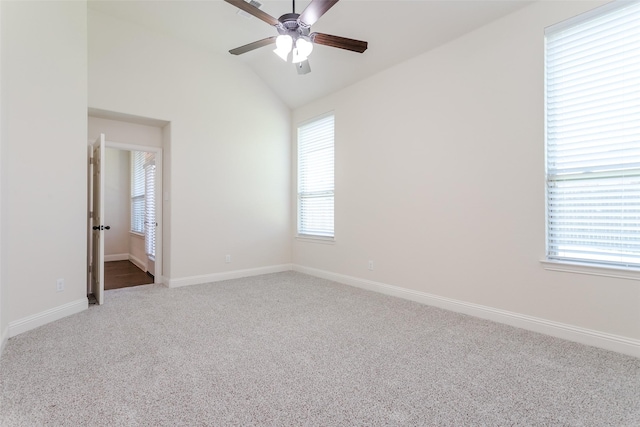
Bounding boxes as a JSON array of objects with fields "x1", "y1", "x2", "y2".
[
  {"x1": 223, "y1": 0, "x2": 279, "y2": 26},
  {"x1": 296, "y1": 60, "x2": 311, "y2": 75},
  {"x1": 298, "y1": 0, "x2": 340, "y2": 27},
  {"x1": 229, "y1": 36, "x2": 277, "y2": 55},
  {"x1": 310, "y1": 33, "x2": 368, "y2": 53}
]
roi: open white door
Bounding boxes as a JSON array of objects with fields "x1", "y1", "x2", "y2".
[{"x1": 90, "y1": 134, "x2": 106, "y2": 304}]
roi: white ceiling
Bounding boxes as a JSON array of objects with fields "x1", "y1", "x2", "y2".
[{"x1": 88, "y1": 0, "x2": 533, "y2": 109}]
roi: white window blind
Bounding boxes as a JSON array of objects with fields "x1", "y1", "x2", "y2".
[
  {"x1": 144, "y1": 154, "x2": 156, "y2": 258},
  {"x1": 545, "y1": 0, "x2": 640, "y2": 268},
  {"x1": 131, "y1": 151, "x2": 145, "y2": 234},
  {"x1": 298, "y1": 114, "x2": 335, "y2": 237}
]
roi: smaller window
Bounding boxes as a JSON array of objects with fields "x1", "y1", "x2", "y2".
[
  {"x1": 131, "y1": 151, "x2": 145, "y2": 234},
  {"x1": 144, "y1": 154, "x2": 156, "y2": 258},
  {"x1": 297, "y1": 113, "x2": 335, "y2": 238}
]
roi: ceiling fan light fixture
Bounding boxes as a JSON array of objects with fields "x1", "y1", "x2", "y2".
[
  {"x1": 273, "y1": 34, "x2": 293, "y2": 61},
  {"x1": 296, "y1": 37, "x2": 313, "y2": 57},
  {"x1": 291, "y1": 47, "x2": 306, "y2": 64},
  {"x1": 225, "y1": 0, "x2": 368, "y2": 74},
  {"x1": 292, "y1": 37, "x2": 313, "y2": 63}
]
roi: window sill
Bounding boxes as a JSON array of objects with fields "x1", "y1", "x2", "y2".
[
  {"x1": 129, "y1": 231, "x2": 144, "y2": 238},
  {"x1": 296, "y1": 235, "x2": 335, "y2": 245},
  {"x1": 540, "y1": 259, "x2": 640, "y2": 281}
]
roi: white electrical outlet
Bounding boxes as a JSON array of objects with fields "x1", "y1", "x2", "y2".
[
  {"x1": 225, "y1": 254, "x2": 231, "y2": 263},
  {"x1": 56, "y1": 278, "x2": 65, "y2": 292},
  {"x1": 368, "y1": 260, "x2": 374, "y2": 271}
]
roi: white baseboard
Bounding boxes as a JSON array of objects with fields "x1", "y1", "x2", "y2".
[
  {"x1": 104, "y1": 253, "x2": 129, "y2": 262},
  {"x1": 8, "y1": 298, "x2": 88, "y2": 338},
  {"x1": 129, "y1": 254, "x2": 147, "y2": 272},
  {"x1": 167, "y1": 264, "x2": 293, "y2": 288},
  {"x1": 293, "y1": 265, "x2": 640, "y2": 358}
]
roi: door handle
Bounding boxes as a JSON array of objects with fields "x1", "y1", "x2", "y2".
[
  {"x1": 92, "y1": 225, "x2": 111, "y2": 231},
  {"x1": 104, "y1": 226, "x2": 111, "y2": 230}
]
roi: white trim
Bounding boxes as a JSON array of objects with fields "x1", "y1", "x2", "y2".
[
  {"x1": 104, "y1": 253, "x2": 129, "y2": 262},
  {"x1": 295, "y1": 236, "x2": 336, "y2": 245},
  {"x1": 167, "y1": 264, "x2": 293, "y2": 288},
  {"x1": 293, "y1": 265, "x2": 640, "y2": 358},
  {"x1": 8, "y1": 298, "x2": 88, "y2": 337},
  {"x1": 541, "y1": 260, "x2": 640, "y2": 281},
  {"x1": 129, "y1": 254, "x2": 147, "y2": 272},
  {"x1": 106, "y1": 140, "x2": 163, "y2": 153},
  {"x1": 544, "y1": 0, "x2": 633, "y2": 35},
  {"x1": 297, "y1": 110, "x2": 335, "y2": 128},
  {"x1": 0, "y1": 327, "x2": 8, "y2": 357}
]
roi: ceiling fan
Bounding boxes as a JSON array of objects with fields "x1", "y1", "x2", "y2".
[{"x1": 223, "y1": 0, "x2": 368, "y2": 75}]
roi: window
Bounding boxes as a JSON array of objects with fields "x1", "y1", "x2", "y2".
[
  {"x1": 131, "y1": 150, "x2": 156, "y2": 257},
  {"x1": 144, "y1": 154, "x2": 156, "y2": 258},
  {"x1": 297, "y1": 113, "x2": 335, "y2": 238},
  {"x1": 545, "y1": 1, "x2": 640, "y2": 269},
  {"x1": 131, "y1": 151, "x2": 145, "y2": 234}
]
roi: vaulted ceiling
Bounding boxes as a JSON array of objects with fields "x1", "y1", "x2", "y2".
[{"x1": 88, "y1": 0, "x2": 533, "y2": 108}]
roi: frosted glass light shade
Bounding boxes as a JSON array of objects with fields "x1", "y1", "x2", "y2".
[
  {"x1": 296, "y1": 38, "x2": 313, "y2": 57},
  {"x1": 292, "y1": 38, "x2": 313, "y2": 64},
  {"x1": 273, "y1": 35, "x2": 293, "y2": 61}
]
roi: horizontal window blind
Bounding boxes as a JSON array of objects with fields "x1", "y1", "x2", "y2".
[
  {"x1": 145, "y1": 156, "x2": 156, "y2": 258},
  {"x1": 545, "y1": 1, "x2": 640, "y2": 268},
  {"x1": 298, "y1": 114, "x2": 334, "y2": 237},
  {"x1": 131, "y1": 151, "x2": 145, "y2": 234}
]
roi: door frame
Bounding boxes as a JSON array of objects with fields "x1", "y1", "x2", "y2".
[
  {"x1": 87, "y1": 141, "x2": 164, "y2": 299},
  {"x1": 107, "y1": 141, "x2": 164, "y2": 286},
  {"x1": 89, "y1": 134, "x2": 106, "y2": 304}
]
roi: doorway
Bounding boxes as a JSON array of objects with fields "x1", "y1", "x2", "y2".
[
  {"x1": 104, "y1": 148, "x2": 158, "y2": 290},
  {"x1": 87, "y1": 140, "x2": 164, "y2": 304}
]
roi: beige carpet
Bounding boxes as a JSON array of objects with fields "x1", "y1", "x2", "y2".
[{"x1": 1, "y1": 272, "x2": 639, "y2": 426}]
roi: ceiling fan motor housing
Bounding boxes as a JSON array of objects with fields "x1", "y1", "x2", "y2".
[{"x1": 277, "y1": 13, "x2": 311, "y2": 40}]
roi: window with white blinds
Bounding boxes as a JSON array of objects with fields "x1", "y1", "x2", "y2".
[
  {"x1": 144, "y1": 154, "x2": 156, "y2": 258},
  {"x1": 131, "y1": 151, "x2": 145, "y2": 234},
  {"x1": 297, "y1": 113, "x2": 335, "y2": 238},
  {"x1": 545, "y1": 0, "x2": 640, "y2": 268}
]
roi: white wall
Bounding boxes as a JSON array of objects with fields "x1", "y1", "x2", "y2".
[
  {"x1": 129, "y1": 233, "x2": 146, "y2": 271},
  {"x1": 162, "y1": 123, "x2": 172, "y2": 279},
  {"x1": 292, "y1": 0, "x2": 640, "y2": 344},
  {"x1": 104, "y1": 148, "x2": 130, "y2": 258},
  {"x1": 2, "y1": 1, "x2": 87, "y2": 324},
  {"x1": 88, "y1": 116, "x2": 163, "y2": 149},
  {"x1": 0, "y1": 0, "x2": 6, "y2": 351},
  {"x1": 88, "y1": 9, "x2": 291, "y2": 282}
]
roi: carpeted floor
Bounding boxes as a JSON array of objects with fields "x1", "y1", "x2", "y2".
[{"x1": 1, "y1": 271, "x2": 639, "y2": 426}]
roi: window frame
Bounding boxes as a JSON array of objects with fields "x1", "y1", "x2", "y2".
[
  {"x1": 130, "y1": 151, "x2": 146, "y2": 235},
  {"x1": 296, "y1": 112, "x2": 335, "y2": 241},
  {"x1": 144, "y1": 155, "x2": 156, "y2": 258},
  {"x1": 542, "y1": 0, "x2": 640, "y2": 279}
]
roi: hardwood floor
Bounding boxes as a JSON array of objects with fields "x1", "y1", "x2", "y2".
[{"x1": 104, "y1": 260, "x2": 154, "y2": 290}]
